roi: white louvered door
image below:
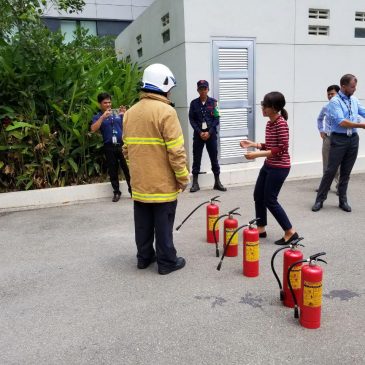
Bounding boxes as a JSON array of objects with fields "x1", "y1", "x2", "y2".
[{"x1": 212, "y1": 40, "x2": 255, "y2": 164}]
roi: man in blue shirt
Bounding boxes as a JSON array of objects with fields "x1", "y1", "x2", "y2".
[
  {"x1": 189, "y1": 80, "x2": 226, "y2": 192},
  {"x1": 312, "y1": 74, "x2": 365, "y2": 212},
  {"x1": 316, "y1": 84, "x2": 340, "y2": 193},
  {"x1": 91, "y1": 92, "x2": 131, "y2": 202}
]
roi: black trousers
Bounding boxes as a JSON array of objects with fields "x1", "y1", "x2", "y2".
[
  {"x1": 134, "y1": 200, "x2": 178, "y2": 269},
  {"x1": 192, "y1": 133, "x2": 220, "y2": 175},
  {"x1": 103, "y1": 144, "x2": 131, "y2": 195},
  {"x1": 316, "y1": 133, "x2": 359, "y2": 203},
  {"x1": 254, "y1": 164, "x2": 292, "y2": 231}
]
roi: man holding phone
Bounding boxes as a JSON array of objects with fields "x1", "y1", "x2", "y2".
[{"x1": 91, "y1": 92, "x2": 131, "y2": 202}]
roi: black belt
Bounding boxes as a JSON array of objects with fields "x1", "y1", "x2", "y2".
[
  {"x1": 331, "y1": 132, "x2": 358, "y2": 137},
  {"x1": 104, "y1": 142, "x2": 122, "y2": 146}
]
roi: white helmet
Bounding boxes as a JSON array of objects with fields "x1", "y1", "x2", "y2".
[{"x1": 141, "y1": 63, "x2": 176, "y2": 93}]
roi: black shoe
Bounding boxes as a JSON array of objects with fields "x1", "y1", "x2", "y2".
[
  {"x1": 190, "y1": 183, "x2": 200, "y2": 193},
  {"x1": 213, "y1": 182, "x2": 227, "y2": 191},
  {"x1": 274, "y1": 232, "x2": 299, "y2": 246},
  {"x1": 339, "y1": 202, "x2": 351, "y2": 212},
  {"x1": 137, "y1": 256, "x2": 156, "y2": 269},
  {"x1": 158, "y1": 257, "x2": 186, "y2": 275},
  {"x1": 112, "y1": 192, "x2": 121, "y2": 202},
  {"x1": 311, "y1": 201, "x2": 323, "y2": 212},
  {"x1": 190, "y1": 175, "x2": 200, "y2": 193},
  {"x1": 213, "y1": 174, "x2": 227, "y2": 192},
  {"x1": 259, "y1": 232, "x2": 267, "y2": 238}
]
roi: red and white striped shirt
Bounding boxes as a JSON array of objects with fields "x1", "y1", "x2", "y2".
[{"x1": 260, "y1": 115, "x2": 290, "y2": 168}]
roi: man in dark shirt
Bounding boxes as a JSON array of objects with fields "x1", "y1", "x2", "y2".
[
  {"x1": 91, "y1": 92, "x2": 131, "y2": 202},
  {"x1": 189, "y1": 80, "x2": 226, "y2": 192}
]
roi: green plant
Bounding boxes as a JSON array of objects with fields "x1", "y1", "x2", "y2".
[{"x1": 0, "y1": 25, "x2": 142, "y2": 191}]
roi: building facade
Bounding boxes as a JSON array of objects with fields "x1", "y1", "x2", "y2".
[
  {"x1": 115, "y1": 0, "x2": 365, "y2": 187},
  {"x1": 42, "y1": 0, "x2": 155, "y2": 42}
]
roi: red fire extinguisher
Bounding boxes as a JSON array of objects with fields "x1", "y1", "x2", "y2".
[
  {"x1": 212, "y1": 208, "x2": 240, "y2": 257},
  {"x1": 270, "y1": 237, "x2": 304, "y2": 307},
  {"x1": 243, "y1": 218, "x2": 260, "y2": 277},
  {"x1": 175, "y1": 196, "x2": 220, "y2": 244},
  {"x1": 206, "y1": 197, "x2": 220, "y2": 243},
  {"x1": 216, "y1": 218, "x2": 260, "y2": 276},
  {"x1": 287, "y1": 252, "x2": 327, "y2": 329}
]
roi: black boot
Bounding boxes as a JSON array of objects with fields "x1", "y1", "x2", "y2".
[
  {"x1": 190, "y1": 174, "x2": 200, "y2": 193},
  {"x1": 213, "y1": 174, "x2": 227, "y2": 191}
]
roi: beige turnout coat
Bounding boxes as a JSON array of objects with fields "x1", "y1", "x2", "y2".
[{"x1": 122, "y1": 92, "x2": 190, "y2": 203}]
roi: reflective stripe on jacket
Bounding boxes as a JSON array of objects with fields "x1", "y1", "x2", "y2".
[{"x1": 122, "y1": 92, "x2": 190, "y2": 203}]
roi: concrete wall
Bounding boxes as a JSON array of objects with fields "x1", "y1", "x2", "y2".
[
  {"x1": 43, "y1": 0, "x2": 155, "y2": 20},
  {"x1": 115, "y1": 0, "x2": 365, "y2": 187}
]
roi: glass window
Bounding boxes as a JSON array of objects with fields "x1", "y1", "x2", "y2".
[
  {"x1": 60, "y1": 20, "x2": 77, "y2": 43},
  {"x1": 80, "y1": 21, "x2": 97, "y2": 36}
]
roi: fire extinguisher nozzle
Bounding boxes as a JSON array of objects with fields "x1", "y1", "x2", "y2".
[
  {"x1": 175, "y1": 225, "x2": 181, "y2": 231},
  {"x1": 216, "y1": 249, "x2": 219, "y2": 257},
  {"x1": 280, "y1": 290, "x2": 284, "y2": 301},
  {"x1": 294, "y1": 306, "x2": 299, "y2": 319},
  {"x1": 217, "y1": 262, "x2": 222, "y2": 271}
]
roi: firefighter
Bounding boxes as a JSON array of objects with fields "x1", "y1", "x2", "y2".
[
  {"x1": 189, "y1": 80, "x2": 227, "y2": 193},
  {"x1": 122, "y1": 64, "x2": 190, "y2": 275}
]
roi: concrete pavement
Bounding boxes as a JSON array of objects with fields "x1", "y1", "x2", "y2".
[{"x1": 1, "y1": 174, "x2": 365, "y2": 364}]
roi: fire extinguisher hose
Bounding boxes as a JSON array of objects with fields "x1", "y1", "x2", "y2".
[
  {"x1": 212, "y1": 214, "x2": 228, "y2": 257},
  {"x1": 213, "y1": 207, "x2": 240, "y2": 258},
  {"x1": 270, "y1": 245, "x2": 291, "y2": 300},
  {"x1": 216, "y1": 223, "x2": 248, "y2": 271},
  {"x1": 175, "y1": 196, "x2": 220, "y2": 231}
]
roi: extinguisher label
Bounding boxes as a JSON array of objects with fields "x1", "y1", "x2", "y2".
[
  {"x1": 208, "y1": 215, "x2": 219, "y2": 232},
  {"x1": 303, "y1": 281, "x2": 322, "y2": 307},
  {"x1": 245, "y1": 241, "x2": 259, "y2": 262},
  {"x1": 288, "y1": 266, "x2": 301, "y2": 290},
  {"x1": 226, "y1": 229, "x2": 238, "y2": 246}
]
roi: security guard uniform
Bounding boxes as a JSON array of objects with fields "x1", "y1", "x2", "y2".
[{"x1": 189, "y1": 80, "x2": 226, "y2": 192}]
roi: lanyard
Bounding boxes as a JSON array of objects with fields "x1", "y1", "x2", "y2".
[{"x1": 338, "y1": 94, "x2": 353, "y2": 119}]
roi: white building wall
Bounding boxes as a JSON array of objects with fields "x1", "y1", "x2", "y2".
[
  {"x1": 43, "y1": 0, "x2": 155, "y2": 20},
  {"x1": 115, "y1": 0, "x2": 365, "y2": 187}
]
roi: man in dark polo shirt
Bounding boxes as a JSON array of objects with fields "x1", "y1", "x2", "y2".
[{"x1": 91, "y1": 92, "x2": 131, "y2": 202}]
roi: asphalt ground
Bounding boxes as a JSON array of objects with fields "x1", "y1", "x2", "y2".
[{"x1": 1, "y1": 174, "x2": 365, "y2": 365}]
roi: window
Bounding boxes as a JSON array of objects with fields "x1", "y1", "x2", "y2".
[
  {"x1": 137, "y1": 48, "x2": 143, "y2": 58},
  {"x1": 355, "y1": 28, "x2": 365, "y2": 38},
  {"x1": 308, "y1": 9, "x2": 330, "y2": 19},
  {"x1": 162, "y1": 29, "x2": 170, "y2": 43},
  {"x1": 42, "y1": 18, "x2": 131, "y2": 40},
  {"x1": 136, "y1": 34, "x2": 142, "y2": 45},
  {"x1": 355, "y1": 12, "x2": 365, "y2": 21},
  {"x1": 161, "y1": 13, "x2": 169, "y2": 27},
  {"x1": 308, "y1": 25, "x2": 329, "y2": 36}
]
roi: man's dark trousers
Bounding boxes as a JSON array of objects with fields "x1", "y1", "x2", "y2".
[
  {"x1": 134, "y1": 200, "x2": 178, "y2": 270},
  {"x1": 316, "y1": 133, "x2": 359, "y2": 203},
  {"x1": 192, "y1": 133, "x2": 220, "y2": 175},
  {"x1": 104, "y1": 143, "x2": 130, "y2": 194}
]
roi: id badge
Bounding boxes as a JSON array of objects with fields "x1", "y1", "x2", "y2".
[
  {"x1": 112, "y1": 135, "x2": 117, "y2": 144},
  {"x1": 202, "y1": 122, "x2": 207, "y2": 129}
]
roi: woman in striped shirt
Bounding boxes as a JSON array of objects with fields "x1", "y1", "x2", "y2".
[{"x1": 240, "y1": 91, "x2": 299, "y2": 245}]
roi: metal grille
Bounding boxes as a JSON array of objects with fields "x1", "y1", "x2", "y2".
[
  {"x1": 308, "y1": 8, "x2": 330, "y2": 19},
  {"x1": 355, "y1": 12, "x2": 365, "y2": 21},
  {"x1": 219, "y1": 79, "x2": 248, "y2": 101},
  {"x1": 219, "y1": 108, "x2": 248, "y2": 131},
  {"x1": 308, "y1": 25, "x2": 329, "y2": 36},
  {"x1": 220, "y1": 136, "x2": 246, "y2": 160},
  {"x1": 219, "y1": 48, "x2": 248, "y2": 71}
]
